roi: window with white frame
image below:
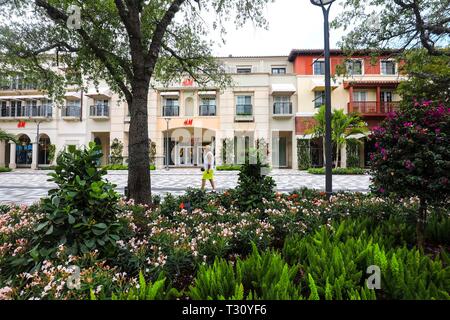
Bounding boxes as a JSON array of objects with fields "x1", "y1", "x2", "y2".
[
  {"x1": 273, "y1": 96, "x2": 292, "y2": 114},
  {"x1": 381, "y1": 60, "x2": 396, "y2": 75},
  {"x1": 353, "y1": 91, "x2": 367, "y2": 102},
  {"x1": 162, "y1": 98, "x2": 179, "y2": 116},
  {"x1": 199, "y1": 97, "x2": 216, "y2": 116},
  {"x1": 346, "y1": 60, "x2": 363, "y2": 75},
  {"x1": 271, "y1": 67, "x2": 287, "y2": 74},
  {"x1": 236, "y1": 66, "x2": 252, "y2": 74},
  {"x1": 236, "y1": 95, "x2": 252, "y2": 115},
  {"x1": 313, "y1": 60, "x2": 326, "y2": 75}
]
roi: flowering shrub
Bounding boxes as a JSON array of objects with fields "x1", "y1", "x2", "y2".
[{"x1": 370, "y1": 101, "x2": 450, "y2": 246}]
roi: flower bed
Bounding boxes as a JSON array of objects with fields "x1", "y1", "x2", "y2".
[{"x1": 1, "y1": 189, "x2": 448, "y2": 300}]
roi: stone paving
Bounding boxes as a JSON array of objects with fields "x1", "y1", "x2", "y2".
[{"x1": 0, "y1": 169, "x2": 372, "y2": 205}]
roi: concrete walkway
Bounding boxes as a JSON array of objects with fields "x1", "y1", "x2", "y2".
[{"x1": 0, "y1": 169, "x2": 372, "y2": 205}]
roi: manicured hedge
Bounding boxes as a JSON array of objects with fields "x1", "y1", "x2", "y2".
[
  {"x1": 0, "y1": 167, "x2": 12, "y2": 173},
  {"x1": 308, "y1": 167, "x2": 367, "y2": 175},
  {"x1": 103, "y1": 164, "x2": 156, "y2": 170},
  {"x1": 216, "y1": 164, "x2": 242, "y2": 171}
]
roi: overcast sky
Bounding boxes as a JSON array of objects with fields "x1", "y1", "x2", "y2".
[{"x1": 211, "y1": 0, "x2": 346, "y2": 56}]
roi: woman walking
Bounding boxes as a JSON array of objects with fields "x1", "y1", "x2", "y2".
[{"x1": 201, "y1": 145, "x2": 216, "y2": 191}]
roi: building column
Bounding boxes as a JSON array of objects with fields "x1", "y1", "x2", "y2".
[
  {"x1": 31, "y1": 142, "x2": 39, "y2": 170},
  {"x1": 340, "y1": 143, "x2": 347, "y2": 168},
  {"x1": 376, "y1": 86, "x2": 381, "y2": 113},
  {"x1": 0, "y1": 141, "x2": 5, "y2": 167},
  {"x1": 9, "y1": 142, "x2": 16, "y2": 169}
]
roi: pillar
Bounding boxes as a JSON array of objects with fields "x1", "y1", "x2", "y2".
[
  {"x1": 340, "y1": 143, "x2": 347, "y2": 168},
  {"x1": 31, "y1": 141, "x2": 39, "y2": 170},
  {"x1": 0, "y1": 141, "x2": 5, "y2": 167},
  {"x1": 9, "y1": 142, "x2": 16, "y2": 169}
]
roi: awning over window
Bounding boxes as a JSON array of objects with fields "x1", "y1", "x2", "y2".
[
  {"x1": 346, "y1": 133, "x2": 369, "y2": 140},
  {"x1": 296, "y1": 134, "x2": 314, "y2": 140},
  {"x1": 198, "y1": 91, "x2": 217, "y2": 96},
  {"x1": 271, "y1": 84, "x2": 296, "y2": 95},
  {"x1": 65, "y1": 92, "x2": 82, "y2": 100},
  {"x1": 160, "y1": 91, "x2": 180, "y2": 97},
  {"x1": 86, "y1": 90, "x2": 112, "y2": 99},
  {"x1": 310, "y1": 79, "x2": 339, "y2": 91}
]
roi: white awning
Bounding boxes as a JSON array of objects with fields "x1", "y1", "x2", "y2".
[
  {"x1": 0, "y1": 95, "x2": 46, "y2": 100},
  {"x1": 160, "y1": 91, "x2": 180, "y2": 97},
  {"x1": 198, "y1": 91, "x2": 217, "y2": 96},
  {"x1": 271, "y1": 84, "x2": 296, "y2": 94},
  {"x1": 86, "y1": 90, "x2": 112, "y2": 99},
  {"x1": 296, "y1": 134, "x2": 314, "y2": 140},
  {"x1": 346, "y1": 133, "x2": 368, "y2": 140},
  {"x1": 310, "y1": 79, "x2": 339, "y2": 91},
  {"x1": 65, "y1": 92, "x2": 82, "y2": 100}
]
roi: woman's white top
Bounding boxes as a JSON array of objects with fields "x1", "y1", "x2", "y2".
[{"x1": 203, "y1": 151, "x2": 215, "y2": 170}]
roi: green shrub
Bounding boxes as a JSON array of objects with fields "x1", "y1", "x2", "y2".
[
  {"x1": 297, "y1": 139, "x2": 312, "y2": 170},
  {"x1": 235, "y1": 162, "x2": 276, "y2": 212},
  {"x1": 103, "y1": 164, "x2": 156, "y2": 170},
  {"x1": 0, "y1": 167, "x2": 12, "y2": 173},
  {"x1": 189, "y1": 245, "x2": 303, "y2": 300},
  {"x1": 25, "y1": 142, "x2": 122, "y2": 268},
  {"x1": 307, "y1": 167, "x2": 366, "y2": 175},
  {"x1": 216, "y1": 164, "x2": 242, "y2": 171}
]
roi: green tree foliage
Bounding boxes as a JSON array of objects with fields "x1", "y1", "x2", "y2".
[
  {"x1": 370, "y1": 101, "x2": 450, "y2": 247},
  {"x1": 0, "y1": 129, "x2": 18, "y2": 143},
  {"x1": 0, "y1": 0, "x2": 271, "y2": 204},
  {"x1": 110, "y1": 138, "x2": 124, "y2": 165},
  {"x1": 397, "y1": 49, "x2": 450, "y2": 105}
]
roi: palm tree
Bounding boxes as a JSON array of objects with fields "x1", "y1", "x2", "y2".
[
  {"x1": 0, "y1": 129, "x2": 17, "y2": 143},
  {"x1": 307, "y1": 106, "x2": 368, "y2": 168},
  {"x1": 332, "y1": 110, "x2": 368, "y2": 168}
]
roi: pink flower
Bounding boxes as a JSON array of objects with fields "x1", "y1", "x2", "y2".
[
  {"x1": 403, "y1": 122, "x2": 413, "y2": 128},
  {"x1": 404, "y1": 160, "x2": 415, "y2": 170}
]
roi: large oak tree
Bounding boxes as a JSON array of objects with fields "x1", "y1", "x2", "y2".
[{"x1": 0, "y1": 0, "x2": 270, "y2": 204}]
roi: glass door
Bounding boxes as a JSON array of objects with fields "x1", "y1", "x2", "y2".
[{"x1": 176, "y1": 146, "x2": 193, "y2": 166}]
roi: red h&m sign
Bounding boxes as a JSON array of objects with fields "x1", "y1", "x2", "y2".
[
  {"x1": 184, "y1": 119, "x2": 193, "y2": 126},
  {"x1": 17, "y1": 121, "x2": 26, "y2": 128},
  {"x1": 182, "y1": 78, "x2": 194, "y2": 86}
]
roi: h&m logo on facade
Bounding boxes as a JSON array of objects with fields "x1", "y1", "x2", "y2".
[
  {"x1": 182, "y1": 78, "x2": 194, "y2": 87},
  {"x1": 184, "y1": 119, "x2": 193, "y2": 126},
  {"x1": 17, "y1": 121, "x2": 26, "y2": 128}
]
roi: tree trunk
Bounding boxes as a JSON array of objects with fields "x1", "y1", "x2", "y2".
[
  {"x1": 416, "y1": 197, "x2": 427, "y2": 249},
  {"x1": 322, "y1": 137, "x2": 326, "y2": 168},
  {"x1": 335, "y1": 143, "x2": 340, "y2": 168},
  {"x1": 128, "y1": 85, "x2": 152, "y2": 205}
]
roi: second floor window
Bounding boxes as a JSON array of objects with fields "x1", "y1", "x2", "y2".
[
  {"x1": 273, "y1": 96, "x2": 292, "y2": 114},
  {"x1": 314, "y1": 91, "x2": 325, "y2": 108},
  {"x1": 313, "y1": 60, "x2": 325, "y2": 75},
  {"x1": 199, "y1": 98, "x2": 216, "y2": 116},
  {"x1": 64, "y1": 100, "x2": 81, "y2": 117},
  {"x1": 353, "y1": 91, "x2": 367, "y2": 102},
  {"x1": 163, "y1": 98, "x2": 179, "y2": 116},
  {"x1": 236, "y1": 96, "x2": 252, "y2": 115},
  {"x1": 346, "y1": 60, "x2": 363, "y2": 75},
  {"x1": 381, "y1": 60, "x2": 396, "y2": 75}
]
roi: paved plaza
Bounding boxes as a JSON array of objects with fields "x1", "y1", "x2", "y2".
[{"x1": 0, "y1": 169, "x2": 372, "y2": 205}]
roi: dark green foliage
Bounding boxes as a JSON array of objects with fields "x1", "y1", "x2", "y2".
[
  {"x1": 216, "y1": 165, "x2": 242, "y2": 171},
  {"x1": 297, "y1": 139, "x2": 311, "y2": 170},
  {"x1": 29, "y1": 142, "x2": 122, "y2": 265},
  {"x1": 189, "y1": 245, "x2": 302, "y2": 300},
  {"x1": 235, "y1": 162, "x2": 276, "y2": 212},
  {"x1": 0, "y1": 167, "x2": 12, "y2": 173},
  {"x1": 307, "y1": 167, "x2": 366, "y2": 175},
  {"x1": 110, "y1": 138, "x2": 124, "y2": 165},
  {"x1": 346, "y1": 139, "x2": 361, "y2": 168},
  {"x1": 103, "y1": 164, "x2": 156, "y2": 170}
]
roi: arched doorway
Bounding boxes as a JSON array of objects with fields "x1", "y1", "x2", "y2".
[
  {"x1": 16, "y1": 134, "x2": 32, "y2": 167},
  {"x1": 38, "y1": 134, "x2": 51, "y2": 165}
]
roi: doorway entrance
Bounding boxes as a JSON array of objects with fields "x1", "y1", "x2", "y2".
[
  {"x1": 175, "y1": 146, "x2": 194, "y2": 166},
  {"x1": 16, "y1": 134, "x2": 32, "y2": 167}
]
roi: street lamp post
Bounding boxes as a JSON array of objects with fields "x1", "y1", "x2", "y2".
[
  {"x1": 310, "y1": 0, "x2": 335, "y2": 199},
  {"x1": 164, "y1": 118, "x2": 171, "y2": 171}
]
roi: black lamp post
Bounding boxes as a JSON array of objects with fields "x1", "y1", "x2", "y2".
[
  {"x1": 310, "y1": 0, "x2": 335, "y2": 199},
  {"x1": 164, "y1": 117, "x2": 171, "y2": 171}
]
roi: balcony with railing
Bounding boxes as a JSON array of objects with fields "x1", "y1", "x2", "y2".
[
  {"x1": 0, "y1": 105, "x2": 53, "y2": 119},
  {"x1": 199, "y1": 105, "x2": 216, "y2": 116},
  {"x1": 273, "y1": 102, "x2": 293, "y2": 118},
  {"x1": 162, "y1": 106, "x2": 179, "y2": 117},
  {"x1": 235, "y1": 104, "x2": 253, "y2": 122},
  {"x1": 348, "y1": 101, "x2": 400, "y2": 116},
  {"x1": 89, "y1": 104, "x2": 109, "y2": 119},
  {"x1": 62, "y1": 106, "x2": 82, "y2": 120}
]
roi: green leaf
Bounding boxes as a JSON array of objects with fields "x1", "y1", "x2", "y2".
[
  {"x1": 45, "y1": 225, "x2": 54, "y2": 235},
  {"x1": 68, "y1": 214, "x2": 76, "y2": 224},
  {"x1": 35, "y1": 221, "x2": 49, "y2": 231},
  {"x1": 52, "y1": 196, "x2": 60, "y2": 207},
  {"x1": 93, "y1": 223, "x2": 107, "y2": 229}
]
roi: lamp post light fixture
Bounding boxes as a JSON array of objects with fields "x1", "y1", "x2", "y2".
[
  {"x1": 310, "y1": 0, "x2": 335, "y2": 199},
  {"x1": 164, "y1": 117, "x2": 171, "y2": 171}
]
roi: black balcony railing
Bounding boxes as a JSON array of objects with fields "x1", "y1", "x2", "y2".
[
  {"x1": 62, "y1": 106, "x2": 82, "y2": 117},
  {"x1": 236, "y1": 104, "x2": 252, "y2": 116},
  {"x1": 163, "y1": 106, "x2": 179, "y2": 117},
  {"x1": 199, "y1": 105, "x2": 216, "y2": 116},
  {"x1": 273, "y1": 102, "x2": 292, "y2": 115},
  {"x1": 0, "y1": 105, "x2": 52, "y2": 118},
  {"x1": 90, "y1": 104, "x2": 109, "y2": 117}
]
